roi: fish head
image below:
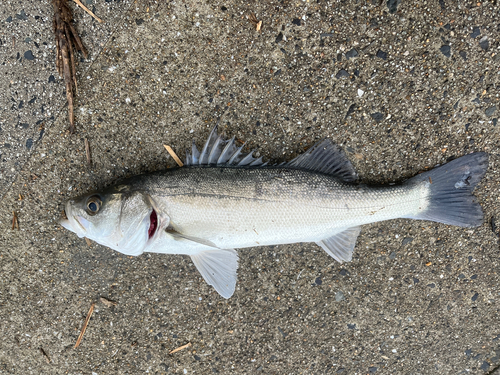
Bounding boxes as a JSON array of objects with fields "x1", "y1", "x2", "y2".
[{"x1": 60, "y1": 188, "x2": 163, "y2": 256}]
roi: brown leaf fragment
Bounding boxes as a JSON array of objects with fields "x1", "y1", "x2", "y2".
[
  {"x1": 247, "y1": 12, "x2": 262, "y2": 32},
  {"x1": 40, "y1": 348, "x2": 51, "y2": 364},
  {"x1": 169, "y1": 342, "x2": 192, "y2": 354},
  {"x1": 74, "y1": 303, "x2": 95, "y2": 348},
  {"x1": 100, "y1": 297, "x2": 117, "y2": 307},
  {"x1": 53, "y1": 0, "x2": 88, "y2": 133},
  {"x1": 84, "y1": 237, "x2": 92, "y2": 246}
]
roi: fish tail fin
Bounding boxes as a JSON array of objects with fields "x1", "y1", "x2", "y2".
[{"x1": 404, "y1": 152, "x2": 488, "y2": 227}]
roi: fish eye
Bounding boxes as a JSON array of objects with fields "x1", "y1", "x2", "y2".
[{"x1": 85, "y1": 195, "x2": 102, "y2": 216}]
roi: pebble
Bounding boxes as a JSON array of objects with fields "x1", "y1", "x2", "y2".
[
  {"x1": 485, "y1": 106, "x2": 496, "y2": 117},
  {"x1": 370, "y1": 112, "x2": 384, "y2": 122},
  {"x1": 376, "y1": 50, "x2": 387, "y2": 60},
  {"x1": 470, "y1": 26, "x2": 481, "y2": 39},
  {"x1": 346, "y1": 48, "x2": 358, "y2": 59},
  {"x1": 24, "y1": 50, "x2": 35, "y2": 60},
  {"x1": 479, "y1": 36, "x2": 489, "y2": 51},
  {"x1": 439, "y1": 45, "x2": 451, "y2": 58},
  {"x1": 335, "y1": 291, "x2": 345, "y2": 301},
  {"x1": 335, "y1": 70, "x2": 349, "y2": 79}
]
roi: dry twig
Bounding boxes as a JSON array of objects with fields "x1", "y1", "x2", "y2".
[
  {"x1": 163, "y1": 145, "x2": 184, "y2": 167},
  {"x1": 74, "y1": 302, "x2": 95, "y2": 348},
  {"x1": 169, "y1": 342, "x2": 192, "y2": 354},
  {"x1": 53, "y1": 0, "x2": 88, "y2": 133},
  {"x1": 100, "y1": 296, "x2": 117, "y2": 307},
  {"x1": 84, "y1": 138, "x2": 91, "y2": 165},
  {"x1": 73, "y1": 0, "x2": 103, "y2": 23},
  {"x1": 39, "y1": 348, "x2": 51, "y2": 364},
  {"x1": 12, "y1": 211, "x2": 19, "y2": 230}
]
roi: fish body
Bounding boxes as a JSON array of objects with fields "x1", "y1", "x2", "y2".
[{"x1": 61, "y1": 127, "x2": 489, "y2": 298}]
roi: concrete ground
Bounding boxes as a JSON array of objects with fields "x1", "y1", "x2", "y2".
[{"x1": 1, "y1": 0, "x2": 499, "y2": 374}]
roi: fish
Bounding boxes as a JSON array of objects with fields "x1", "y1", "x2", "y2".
[{"x1": 60, "y1": 126, "x2": 489, "y2": 298}]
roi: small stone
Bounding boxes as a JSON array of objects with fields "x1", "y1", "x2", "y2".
[
  {"x1": 6, "y1": 16, "x2": 12, "y2": 22},
  {"x1": 387, "y1": 0, "x2": 401, "y2": 13},
  {"x1": 16, "y1": 10, "x2": 28, "y2": 20},
  {"x1": 220, "y1": 6, "x2": 227, "y2": 11},
  {"x1": 389, "y1": 252, "x2": 396, "y2": 260},
  {"x1": 479, "y1": 36, "x2": 489, "y2": 51},
  {"x1": 357, "y1": 89, "x2": 364, "y2": 97},
  {"x1": 485, "y1": 106, "x2": 496, "y2": 117},
  {"x1": 26, "y1": 138, "x2": 33, "y2": 149},
  {"x1": 480, "y1": 361, "x2": 490, "y2": 371},
  {"x1": 335, "y1": 69, "x2": 349, "y2": 79},
  {"x1": 402, "y1": 237, "x2": 413, "y2": 245},
  {"x1": 315, "y1": 277, "x2": 322, "y2": 285},
  {"x1": 292, "y1": 18, "x2": 301, "y2": 26},
  {"x1": 376, "y1": 50, "x2": 387, "y2": 60},
  {"x1": 335, "y1": 291, "x2": 345, "y2": 301},
  {"x1": 370, "y1": 112, "x2": 384, "y2": 122},
  {"x1": 345, "y1": 48, "x2": 358, "y2": 59},
  {"x1": 491, "y1": 217, "x2": 499, "y2": 237},
  {"x1": 369, "y1": 367, "x2": 378, "y2": 373},
  {"x1": 471, "y1": 292, "x2": 479, "y2": 301},
  {"x1": 459, "y1": 51, "x2": 467, "y2": 61},
  {"x1": 24, "y1": 50, "x2": 35, "y2": 60},
  {"x1": 347, "y1": 323, "x2": 356, "y2": 329},
  {"x1": 345, "y1": 104, "x2": 356, "y2": 119},
  {"x1": 427, "y1": 283, "x2": 435, "y2": 288},
  {"x1": 135, "y1": 18, "x2": 144, "y2": 25},
  {"x1": 470, "y1": 26, "x2": 481, "y2": 39},
  {"x1": 275, "y1": 32, "x2": 283, "y2": 43},
  {"x1": 439, "y1": 45, "x2": 451, "y2": 58},
  {"x1": 413, "y1": 277, "x2": 419, "y2": 284}
]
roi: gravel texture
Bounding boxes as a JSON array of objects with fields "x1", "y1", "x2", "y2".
[{"x1": 0, "y1": 0, "x2": 499, "y2": 374}]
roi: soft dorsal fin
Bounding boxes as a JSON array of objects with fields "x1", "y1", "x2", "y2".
[
  {"x1": 185, "y1": 125, "x2": 264, "y2": 167},
  {"x1": 316, "y1": 226, "x2": 361, "y2": 263},
  {"x1": 190, "y1": 249, "x2": 239, "y2": 299},
  {"x1": 286, "y1": 139, "x2": 358, "y2": 182}
]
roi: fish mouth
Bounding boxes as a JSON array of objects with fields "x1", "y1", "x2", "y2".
[
  {"x1": 148, "y1": 209, "x2": 158, "y2": 240},
  {"x1": 59, "y1": 202, "x2": 87, "y2": 237}
]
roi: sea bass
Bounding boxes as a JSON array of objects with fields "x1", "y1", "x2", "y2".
[{"x1": 60, "y1": 127, "x2": 489, "y2": 298}]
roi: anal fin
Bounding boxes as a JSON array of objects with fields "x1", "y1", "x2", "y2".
[
  {"x1": 191, "y1": 249, "x2": 239, "y2": 299},
  {"x1": 316, "y1": 226, "x2": 361, "y2": 263}
]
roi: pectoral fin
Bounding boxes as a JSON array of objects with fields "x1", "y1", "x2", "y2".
[
  {"x1": 190, "y1": 249, "x2": 239, "y2": 299},
  {"x1": 316, "y1": 226, "x2": 361, "y2": 263},
  {"x1": 166, "y1": 228, "x2": 219, "y2": 248}
]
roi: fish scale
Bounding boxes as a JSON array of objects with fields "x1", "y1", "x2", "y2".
[{"x1": 133, "y1": 166, "x2": 426, "y2": 249}]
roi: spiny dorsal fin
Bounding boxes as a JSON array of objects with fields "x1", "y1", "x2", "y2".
[
  {"x1": 185, "y1": 125, "x2": 264, "y2": 167},
  {"x1": 286, "y1": 139, "x2": 358, "y2": 182}
]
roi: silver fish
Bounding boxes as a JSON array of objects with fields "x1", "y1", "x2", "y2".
[{"x1": 60, "y1": 127, "x2": 489, "y2": 298}]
